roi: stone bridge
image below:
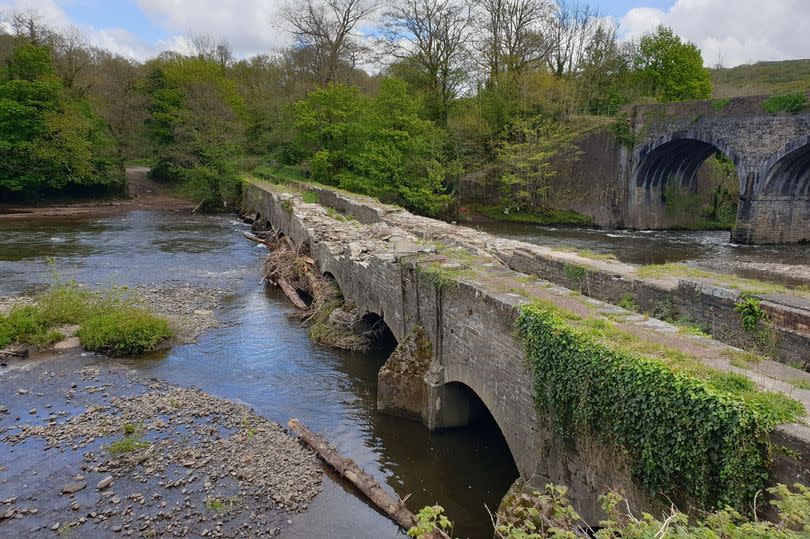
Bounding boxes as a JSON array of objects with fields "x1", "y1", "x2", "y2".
[
  {"x1": 626, "y1": 94, "x2": 810, "y2": 243},
  {"x1": 241, "y1": 179, "x2": 810, "y2": 523}
]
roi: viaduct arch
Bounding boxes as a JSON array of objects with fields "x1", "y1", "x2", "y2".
[{"x1": 626, "y1": 94, "x2": 810, "y2": 243}]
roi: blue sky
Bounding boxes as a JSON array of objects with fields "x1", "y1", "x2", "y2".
[
  {"x1": 1, "y1": 0, "x2": 807, "y2": 66},
  {"x1": 59, "y1": 0, "x2": 676, "y2": 39}
]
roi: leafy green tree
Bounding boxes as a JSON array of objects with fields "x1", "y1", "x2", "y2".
[
  {"x1": 496, "y1": 117, "x2": 574, "y2": 214},
  {"x1": 294, "y1": 79, "x2": 458, "y2": 217},
  {"x1": 632, "y1": 25, "x2": 712, "y2": 102},
  {"x1": 144, "y1": 56, "x2": 247, "y2": 208},
  {"x1": 0, "y1": 43, "x2": 122, "y2": 199}
]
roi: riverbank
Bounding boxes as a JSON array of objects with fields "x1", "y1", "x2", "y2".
[
  {"x1": 0, "y1": 354, "x2": 322, "y2": 537},
  {"x1": 0, "y1": 168, "x2": 195, "y2": 222}
]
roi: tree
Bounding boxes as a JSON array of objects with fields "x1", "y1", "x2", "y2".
[
  {"x1": 380, "y1": 0, "x2": 472, "y2": 126},
  {"x1": 545, "y1": 1, "x2": 601, "y2": 78},
  {"x1": 86, "y1": 51, "x2": 148, "y2": 161},
  {"x1": 144, "y1": 56, "x2": 247, "y2": 208},
  {"x1": 474, "y1": 0, "x2": 552, "y2": 82},
  {"x1": 279, "y1": 0, "x2": 376, "y2": 84},
  {"x1": 0, "y1": 43, "x2": 122, "y2": 199},
  {"x1": 575, "y1": 21, "x2": 631, "y2": 114},
  {"x1": 632, "y1": 25, "x2": 712, "y2": 102},
  {"x1": 294, "y1": 79, "x2": 458, "y2": 216}
]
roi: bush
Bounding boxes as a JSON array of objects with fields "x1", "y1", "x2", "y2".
[
  {"x1": 0, "y1": 306, "x2": 60, "y2": 348},
  {"x1": 77, "y1": 309, "x2": 171, "y2": 356},
  {"x1": 762, "y1": 91, "x2": 808, "y2": 114},
  {"x1": 410, "y1": 482, "x2": 810, "y2": 538},
  {"x1": 0, "y1": 279, "x2": 172, "y2": 356}
]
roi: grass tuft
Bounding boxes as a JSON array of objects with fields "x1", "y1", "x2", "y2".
[{"x1": 0, "y1": 279, "x2": 171, "y2": 356}]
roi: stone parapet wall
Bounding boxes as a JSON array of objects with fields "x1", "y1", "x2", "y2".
[{"x1": 285, "y1": 179, "x2": 810, "y2": 369}]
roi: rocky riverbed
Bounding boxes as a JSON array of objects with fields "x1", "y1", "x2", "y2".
[{"x1": 0, "y1": 356, "x2": 323, "y2": 538}]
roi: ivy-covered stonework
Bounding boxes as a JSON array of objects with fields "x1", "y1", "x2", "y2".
[{"x1": 516, "y1": 302, "x2": 802, "y2": 510}]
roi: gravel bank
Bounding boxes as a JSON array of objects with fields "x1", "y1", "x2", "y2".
[{"x1": 0, "y1": 358, "x2": 323, "y2": 538}]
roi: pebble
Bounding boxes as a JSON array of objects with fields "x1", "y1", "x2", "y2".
[
  {"x1": 62, "y1": 482, "x2": 86, "y2": 495},
  {"x1": 0, "y1": 405, "x2": 8, "y2": 413},
  {"x1": 97, "y1": 476, "x2": 114, "y2": 490},
  {"x1": 28, "y1": 408, "x2": 36, "y2": 415}
]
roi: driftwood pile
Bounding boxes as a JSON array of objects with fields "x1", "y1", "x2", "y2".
[{"x1": 245, "y1": 230, "x2": 333, "y2": 318}]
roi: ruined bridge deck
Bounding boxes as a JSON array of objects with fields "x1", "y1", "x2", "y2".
[{"x1": 241, "y1": 178, "x2": 810, "y2": 521}]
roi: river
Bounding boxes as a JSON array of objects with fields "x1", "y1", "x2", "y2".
[
  {"x1": 468, "y1": 221, "x2": 810, "y2": 267},
  {"x1": 0, "y1": 211, "x2": 518, "y2": 538}
]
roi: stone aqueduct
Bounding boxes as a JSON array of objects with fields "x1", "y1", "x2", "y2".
[
  {"x1": 626, "y1": 95, "x2": 810, "y2": 243},
  {"x1": 242, "y1": 180, "x2": 810, "y2": 524}
]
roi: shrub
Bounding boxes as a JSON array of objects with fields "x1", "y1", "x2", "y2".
[
  {"x1": 613, "y1": 112, "x2": 636, "y2": 147},
  {"x1": 411, "y1": 482, "x2": 810, "y2": 538},
  {"x1": 734, "y1": 295, "x2": 768, "y2": 332},
  {"x1": 77, "y1": 309, "x2": 171, "y2": 356},
  {"x1": 762, "y1": 91, "x2": 808, "y2": 114},
  {"x1": 0, "y1": 306, "x2": 60, "y2": 348}
]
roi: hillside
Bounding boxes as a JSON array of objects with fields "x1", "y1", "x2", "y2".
[{"x1": 711, "y1": 59, "x2": 810, "y2": 98}]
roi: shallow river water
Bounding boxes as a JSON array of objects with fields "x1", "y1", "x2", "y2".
[
  {"x1": 0, "y1": 211, "x2": 518, "y2": 538},
  {"x1": 469, "y1": 221, "x2": 810, "y2": 266}
]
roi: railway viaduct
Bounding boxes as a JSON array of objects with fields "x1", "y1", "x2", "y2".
[{"x1": 626, "y1": 94, "x2": 810, "y2": 244}]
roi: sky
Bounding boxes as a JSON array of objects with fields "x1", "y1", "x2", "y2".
[{"x1": 0, "y1": 0, "x2": 808, "y2": 67}]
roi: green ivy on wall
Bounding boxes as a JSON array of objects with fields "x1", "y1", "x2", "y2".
[{"x1": 516, "y1": 302, "x2": 801, "y2": 510}]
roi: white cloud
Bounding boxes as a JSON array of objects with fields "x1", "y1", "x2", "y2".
[
  {"x1": 136, "y1": 0, "x2": 292, "y2": 57},
  {"x1": 620, "y1": 0, "x2": 810, "y2": 67},
  {"x1": 0, "y1": 0, "x2": 70, "y2": 27}
]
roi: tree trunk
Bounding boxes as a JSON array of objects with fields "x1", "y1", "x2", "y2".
[{"x1": 288, "y1": 419, "x2": 450, "y2": 538}]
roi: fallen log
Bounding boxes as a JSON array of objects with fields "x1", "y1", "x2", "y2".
[
  {"x1": 191, "y1": 199, "x2": 205, "y2": 214},
  {"x1": 277, "y1": 277, "x2": 308, "y2": 310},
  {"x1": 0, "y1": 349, "x2": 28, "y2": 359},
  {"x1": 243, "y1": 231, "x2": 274, "y2": 247},
  {"x1": 288, "y1": 419, "x2": 451, "y2": 538}
]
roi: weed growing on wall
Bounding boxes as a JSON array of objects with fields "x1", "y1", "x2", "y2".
[
  {"x1": 612, "y1": 112, "x2": 636, "y2": 148},
  {"x1": 516, "y1": 301, "x2": 802, "y2": 509},
  {"x1": 762, "y1": 91, "x2": 808, "y2": 114},
  {"x1": 734, "y1": 295, "x2": 768, "y2": 332}
]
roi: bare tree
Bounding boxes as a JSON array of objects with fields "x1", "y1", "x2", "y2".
[
  {"x1": 187, "y1": 34, "x2": 234, "y2": 66},
  {"x1": 48, "y1": 26, "x2": 98, "y2": 94},
  {"x1": 474, "y1": 0, "x2": 552, "y2": 82},
  {"x1": 380, "y1": 0, "x2": 472, "y2": 126},
  {"x1": 279, "y1": 0, "x2": 377, "y2": 84},
  {"x1": 4, "y1": 9, "x2": 47, "y2": 42},
  {"x1": 87, "y1": 51, "x2": 149, "y2": 161},
  {"x1": 545, "y1": 0, "x2": 601, "y2": 77}
]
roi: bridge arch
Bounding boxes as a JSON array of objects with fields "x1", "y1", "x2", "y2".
[
  {"x1": 759, "y1": 135, "x2": 810, "y2": 197},
  {"x1": 433, "y1": 374, "x2": 521, "y2": 472},
  {"x1": 734, "y1": 135, "x2": 810, "y2": 243},
  {"x1": 631, "y1": 132, "x2": 746, "y2": 229}
]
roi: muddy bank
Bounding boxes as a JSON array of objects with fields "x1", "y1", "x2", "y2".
[
  {"x1": 0, "y1": 168, "x2": 195, "y2": 222},
  {"x1": 0, "y1": 355, "x2": 323, "y2": 538}
]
